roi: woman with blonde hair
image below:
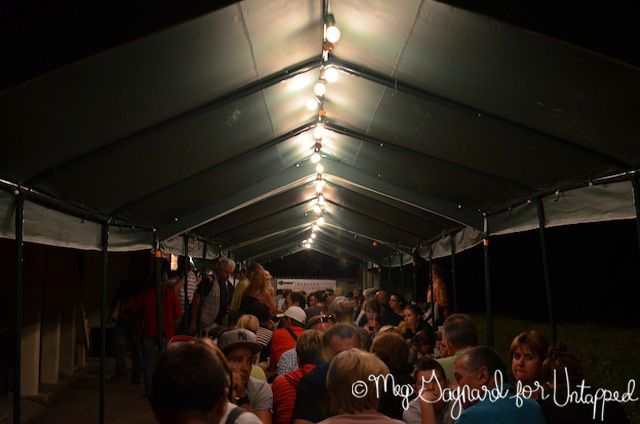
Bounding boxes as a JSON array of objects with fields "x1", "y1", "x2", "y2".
[
  {"x1": 318, "y1": 349, "x2": 404, "y2": 424},
  {"x1": 509, "y1": 330, "x2": 549, "y2": 398},
  {"x1": 240, "y1": 263, "x2": 278, "y2": 315}
]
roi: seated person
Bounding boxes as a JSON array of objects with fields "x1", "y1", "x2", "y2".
[
  {"x1": 150, "y1": 339, "x2": 261, "y2": 424},
  {"x1": 403, "y1": 359, "x2": 454, "y2": 424},
  {"x1": 218, "y1": 329, "x2": 274, "y2": 424},
  {"x1": 454, "y1": 346, "x2": 545, "y2": 424},
  {"x1": 318, "y1": 349, "x2": 404, "y2": 424}
]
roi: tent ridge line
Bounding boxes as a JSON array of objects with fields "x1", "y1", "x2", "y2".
[
  {"x1": 26, "y1": 57, "x2": 321, "y2": 187},
  {"x1": 329, "y1": 56, "x2": 632, "y2": 170}
]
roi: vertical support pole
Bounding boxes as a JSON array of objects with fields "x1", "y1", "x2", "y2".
[
  {"x1": 100, "y1": 222, "x2": 109, "y2": 424},
  {"x1": 387, "y1": 257, "x2": 392, "y2": 290},
  {"x1": 201, "y1": 241, "x2": 208, "y2": 277},
  {"x1": 153, "y1": 231, "x2": 163, "y2": 351},
  {"x1": 536, "y1": 198, "x2": 557, "y2": 343},
  {"x1": 483, "y1": 216, "x2": 494, "y2": 347},
  {"x1": 450, "y1": 234, "x2": 458, "y2": 313},
  {"x1": 412, "y1": 249, "x2": 418, "y2": 303},
  {"x1": 13, "y1": 193, "x2": 25, "y2": 424},
  {"x1": 631, "y1": 175, "x2": 640, "y2": 255},
  {"x1": 399, "y1": 253, "x2": 404, "y2": 297},
  {"x1": 427, "y1": 247, "x2": 434, "y2": 323},
  {"x1": 182, "y1": 235, "x2": 189, "y2": 334}
]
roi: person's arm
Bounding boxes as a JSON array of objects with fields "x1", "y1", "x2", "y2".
[{"x1": 253, "y1": 410, "x2": 271, "y2": 424}]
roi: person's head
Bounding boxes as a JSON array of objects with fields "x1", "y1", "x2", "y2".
[
  {"x1": 327, "y1": 349, "x2": 389, "y2": 414},
  {"x1": 329, "y1": 296, "x2": 354, "y2": 323},
  {"x1": 411, "y1": 330, "x2": 435, "y2": 358},
  {"x1": 307, "y1": 292, "x2": 318, "y2": 308},
  {"x1": 217, "y1": 329, "x2": 262, "y2": 389},
  {"x1": 403, "y1": 305, "x2": 423, "y2": 330},
  {"x1": 541, "y1": 344, "x2": 584, "y2": 388},
  {"x1": 441, "y1": 314, "x2": 478, "y2": 354},
  {"x1": 236, "y1": 314, "x2": 259, "y2": 334},
  {"x1": 150, "y1": 341, "x2": 228, "y2": 424},
  {"x1": 214, "y1": 257, "x2": 235, "y2": 282},
  {"x1": 374, "y1": 289, "x2": 388, "y2": 305},
  {"x1": 245, "y1": 262, "x2": 269, "y2": 293},
  {"x1": 242, "y1": 300, "x2": 272, "y2": 329},
  {"x1": 509, "y1": 330, "x2": 550, "y2": 386},
  {"x1": 296, "y1": 329, "x2": 324, "y2": 366},
  {"x1": 277, "y1": 305, "x2": 306, "y2": 328},
  {"x1": 371, "y1": 332, "x2": 409, "y2": 371},
  {"x1": 388, "y1": 293, "x2": 405, "y2": 313},
  {"x1": 454, "y1": 346, "x2": 505, "y2": 405},
  {"x1": 287, "y1": 292, "x2": 306, "y2": 309},
  {"x1": 414, "y1": 359, "x2": 447, "y2": 410},
  {"x1": 323, "y1": 323, "x2": 362, "y2": 359},
  {"x1": 363, "y1": 299, "x2": 381, "y2": 321},
  {"x1": 306, "y1": 313, "x2": 336, "y2": 333}
]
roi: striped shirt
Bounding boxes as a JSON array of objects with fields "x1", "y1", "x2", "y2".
[{"x1": 177, "y1": 271, "x2": 197, "y2": 309}]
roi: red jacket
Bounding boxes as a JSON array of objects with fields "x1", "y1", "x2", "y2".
[
  {"x1": 272, "y1": 363, "x2": 316, "y2": 424},
  {"x1": 270, "y1": 326, "x2": 304, "y2": 366},
  {"x1": 131, "y1": 287, "x2": 182, "y2": 338}
]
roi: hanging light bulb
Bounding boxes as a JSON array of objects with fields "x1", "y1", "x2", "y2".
[
  {"x1": 306, "y1": 98, "x2": 319, "y2": 111},
  {"x1": 302, "y1": 239, "x2": 308, "y2": 244},
  {"x1": 325, "y1": 26, "x2": 341, "y2": 43},
  {"x1": 305, "y1": 243, "x2": 311, "y2": 249},
  {"x1": 324, "y1": 13, "x2": 340, "y2": 44},
  {"x1": 315, "y1": 163, "x2": 324, "y2": 173},
  {"x1": 308, "y1": 238, "x2": 314, "y2": 244},
  {"x1": 323, "y1": 67, "x2": 339, "y2": 83},
  {"x1": 311, "y1": 152, "x2": 321, "y2": 163},
  {"x1": 313, "y1": 204, "x2": 322, "y2": 214},
  {"x1": 317, "y1": 195, "x2": 326, "y2": 206},
  {"x1": 311, "y1": 233, "x2": 316, "y2": 239},
  {"x1": 312, "y1": 224, "x2": 319, "y2": 232},
  {"x1": 314, "y1": 81, "x2": 327, "y2": 96},
  {"x1": 317, "y1": 217, "x2": 325, "y2": 225},
  {"x1": 313, "y1": 124, "x2": 325, "y2": 140}
]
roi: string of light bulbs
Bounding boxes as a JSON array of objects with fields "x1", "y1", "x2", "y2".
[{"x1": 304, "y1": 0, "x2": 341, "y2": 249}]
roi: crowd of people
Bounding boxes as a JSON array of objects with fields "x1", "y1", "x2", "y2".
[{"x1": 109, "y1": 256, "x2": 631, "y2": 424}]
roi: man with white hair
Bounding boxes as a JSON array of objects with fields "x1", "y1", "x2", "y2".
[{"x1": 189, "y1": 256, "x2": 235, "y2": 335}]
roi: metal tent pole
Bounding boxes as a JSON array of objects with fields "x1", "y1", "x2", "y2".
[
  {"x1": 412, "y1": 249, "x2": 418, "y2": 302},
  {"x1": 387, "y1": 257, "x2": 392, "y2": 290},
  {"x1": 100, "y1": 223, "x2": 109, "y2": 424},
  {"x1": 183, "y1": 235, "x2": 189, "y2": 334},
  {"x1": 536, "y1": 198, "x2": 557, "y2": 342},
  {"x1": 153, "y1": 232, "x2": 163, "y2": 350},
  {"x1": 450, "y1": 235, "x2": 458, "y2": 313},
  {"x1": 483, "y1": 216, "x2": 494, "y2": 347},
  {"x1": 399, "y1": 253, "x2": 404, "y2": 297},
  {"x1": 13, "y1": 193, "x2": 24, "y2": 424},
  {"x1": 632, "y1": 175, "x2": 640, "y2": 255},
  {"x1": 427, "y1": 247, "x2": 434, "y2": 323}
]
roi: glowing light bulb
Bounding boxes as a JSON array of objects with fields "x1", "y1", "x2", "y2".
[
  {"x1": 326, "y1": 26, "x2": 341, "y2": 43},
  {"x1": 313, "y1": 125, "x2": 325, "y2": 140},
  {"x1": 317, "y1": 217, "x2": 325, "y2": 225},
  {"x1": 305, "y1": 243, "x2": 311, "y2": 248},
  {"x1": 324, "y1": 67, "x2": 339, "y2": 83},
  {"x1": 311, "y1": 152, "x2": 321, "y2": 163},
  {"x1": 315, "y1": 163, "x2": 324, "y2": 173},
  {"x1": 314, "y1": 82, "x2": 327, "y2": 96},
  {"x1": 306, "y1": 98, "x2": 318, "y2": 111},
  {"x1": 313, "y1": 204, "x2": 322, "y2": 214},
  {"x1": 312, "y1": 224, "x2": 319, "y2": 231},
  {"x1": 317, "y1": 196, "x2": 326, "y2": 206},
  {"x1": 311, "y1": 233, "x2": 316, "y2": 239},
  {"x1": 315, "y1": 179, "x2": 326, "y2": 191}
]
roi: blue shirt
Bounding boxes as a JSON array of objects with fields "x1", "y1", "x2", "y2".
[
  {"x1": 457, "y1": 384, "x2": 546, "y2": 424},
  {"x1": 277, "y1": 347, "x2": 298, "y2": 375}
]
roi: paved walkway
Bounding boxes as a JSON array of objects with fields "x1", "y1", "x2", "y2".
[{"x1": 1, "y1": 359, "x2": 155, "y2": 424}]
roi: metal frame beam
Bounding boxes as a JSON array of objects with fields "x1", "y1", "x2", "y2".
[
  {"x1": 322, "y1": 160, "x2": 483, "y2": 229},
  {"x1": 157, "y1": 165, "x2": 315, "y2": 240},
  {"x1": 330, "y1": 56, "x2": 631, "y2": 170},
  {"x1": 313, "y1": 238, "x2": 381, "y2": 265},
  {"x1": 27, "y1": 58, "x2": 320, "y2": 186},
  {"x1": 326, "y1": 122, "x2": 534, "y2": 192}
]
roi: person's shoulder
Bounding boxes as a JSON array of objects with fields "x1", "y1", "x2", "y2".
[
  {"x1": 248, "y1": 376, "x2": 272, "y2": 392},
  {"x1": 226, "y1": 403, "x2": 263, "y2": 424}
]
